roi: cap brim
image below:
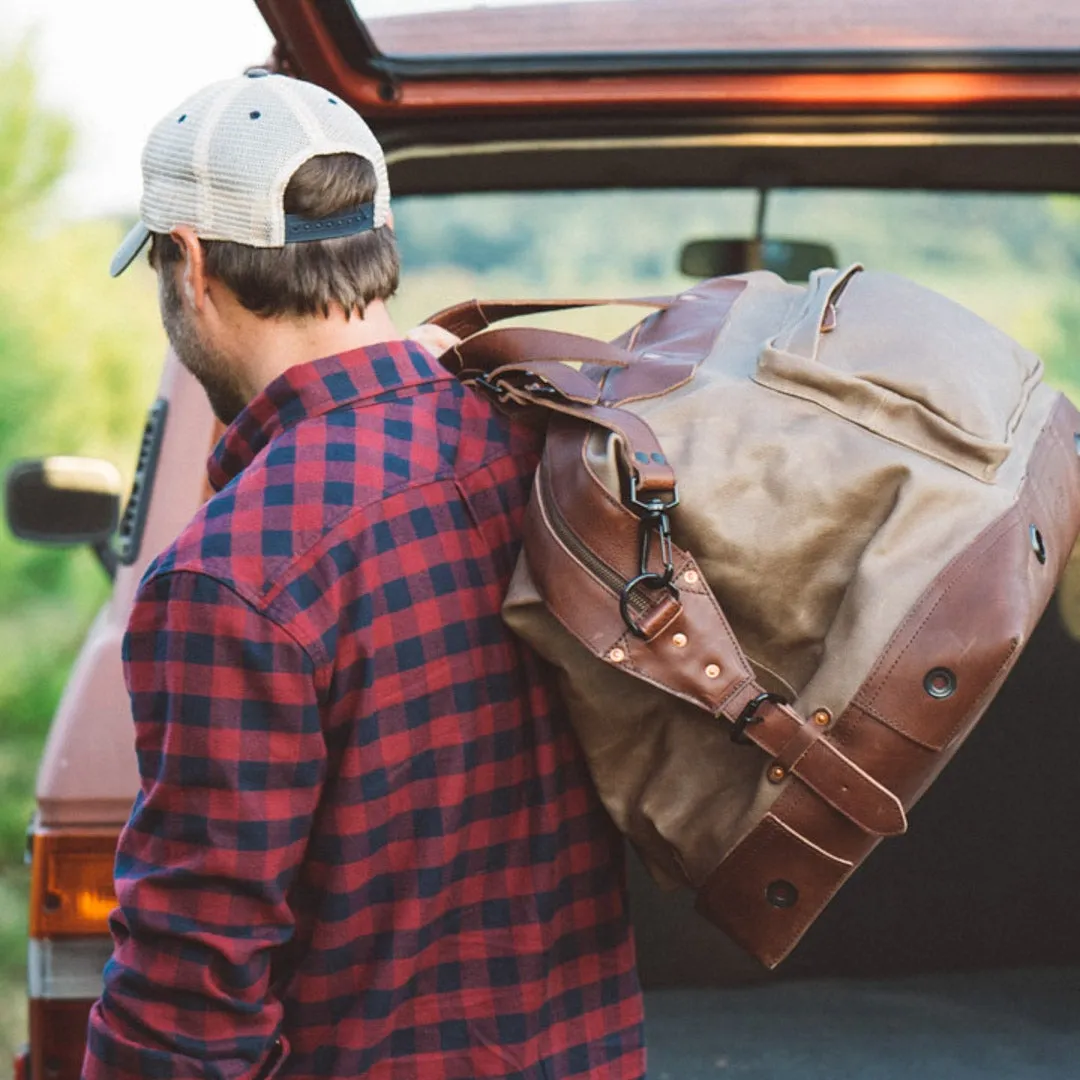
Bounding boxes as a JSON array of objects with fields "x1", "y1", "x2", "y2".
[{"x1": 110, "y1": 222, "x2": 151, "y2": 278}]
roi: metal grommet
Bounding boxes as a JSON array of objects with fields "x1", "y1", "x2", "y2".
[
  {"x1": 1030, "y1": 524, "x2": 1047, "y2": 565},
  {"x1": 766, "y1": 880, "x2": 799, "y2": 909},
  {"x1": 683, "y1": 569, "x2": 700, "y2": 585},
  {"x1": 608, "y1": 648, "x2": 626, "y2": 664},
  {"x1": 767, "y1": 764, "x2": 787, "y2": 784},
  {"x1": 705, "y1": 663, "x2": 721, "y2": 679},
  {"x1": 672, "y1": 632, "x2": 688, "y2": 649},
  {"x1": 812, "y1": 708, "x2": 832, "y2": 728},
  {"x1": 923, "y1": 667, "x2": 957, "y2": 700}
]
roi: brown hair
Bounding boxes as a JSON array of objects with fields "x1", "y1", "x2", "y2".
[{"x1": 149, "y1": 153, "x2": 400, "y2": 319}]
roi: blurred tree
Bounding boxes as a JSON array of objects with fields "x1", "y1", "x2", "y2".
[
  {"x1": 0, "y1": 45, "x2": 71, "y2": 224},
  {"x1": 0, "y1": 43, "x2": 162, "y2": 861}
]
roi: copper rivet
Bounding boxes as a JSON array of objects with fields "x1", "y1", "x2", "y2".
[
  {"x1": 608, "y1": 648, "x2": 626, "y2": 664},
  {"x1": 672, "y1": 632, "x2": 688, "y2": 648},
  {"x1": 768, "y1": 765, "x2": 787, "y2": 783},
  {"x1": 683, "y1": 570, "x2": 700, "y2": 585},
  {"x1": 705, "y1": 663, "x2": 721, "y2": 679},
  {"x1": 812, "y1": 708, "x2": 832, "y2": 727}
]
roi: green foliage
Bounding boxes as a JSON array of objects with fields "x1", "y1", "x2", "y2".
[
  {"x1": 0, "y1": 44, "x2": 72, "y2": 226},
  {"x1": 0, "y1": 50, "x2": 163, "y2": 1060}
]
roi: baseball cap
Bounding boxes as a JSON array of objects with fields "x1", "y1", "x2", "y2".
[{"x1": 110, "y1": 70, "x2": 390, "y2": 278}]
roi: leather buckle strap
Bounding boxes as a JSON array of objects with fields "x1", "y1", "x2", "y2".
[{"x1": 722, "y1": 688, "x2": 907, "y2": 838}]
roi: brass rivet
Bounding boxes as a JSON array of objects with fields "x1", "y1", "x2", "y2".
[
  {"x1": 705, "y1": 663, "x2": 721, "y2": 679},
  {"x1": 812, "y1": 708, "x2": 832, "y2": 728},
  {"x1": 608, "y1": 647, "x2": 626, "y2": 664},
  {"x1": 768, "y1": 764, "x2": 787, "y2": 784},
  {"x1": 672, "y1": 632, "x2": 688, "y2": 648},
  {"x1": 683, "y1": 569, "x2": 700, "y2": 585}
]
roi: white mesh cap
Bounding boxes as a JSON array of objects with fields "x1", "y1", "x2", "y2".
[{"x1": 110, "y1": 71, "x2": 391, "y2": 277}]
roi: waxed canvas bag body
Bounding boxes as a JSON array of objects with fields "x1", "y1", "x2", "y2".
[{"x1": 428, "y1": 266, "x2": 1080, "y2": 967}]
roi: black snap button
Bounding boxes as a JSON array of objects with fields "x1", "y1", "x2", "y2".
[
  {"x1": 766, "y1": 880, "x2": 798, "y2": 909},
  {"x1": 1030, "y1": 524, "x2": 1047, "y2": 565},
  {"x1": 924, "y1": 667, "x2": 957, "y2": 700}
]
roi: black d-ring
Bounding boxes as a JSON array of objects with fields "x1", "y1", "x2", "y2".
[
  {"x1": 731, "y1": 692, "x2": 787, "y2": 745},
  {"x1": 619, "y1": 572, "x2": 680, "y2": 638}
]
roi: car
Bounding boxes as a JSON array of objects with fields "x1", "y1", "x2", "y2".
[{"x1": 7, "y1": 2, "x2": 1080, "y2": 1077}]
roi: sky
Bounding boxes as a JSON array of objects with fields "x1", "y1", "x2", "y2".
[{"x1": 2, "y1": 0, "x2": 601, "y2": 220}]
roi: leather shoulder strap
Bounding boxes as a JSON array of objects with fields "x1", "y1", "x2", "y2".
[{"x1": 426, "y1": 295, "x2": 672, "y2": 340}]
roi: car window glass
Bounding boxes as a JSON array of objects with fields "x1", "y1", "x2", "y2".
[{"x1": 391, "y1": 188, "x2": 1080, "y2": 400}]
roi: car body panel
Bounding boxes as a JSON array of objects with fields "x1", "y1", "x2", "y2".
[
  {"x1": 256, "y1": 0, "x2": 1080, "y2": 119},
  {"x1": 35, "y1": 358, "x2": 214, "y2": 828}
]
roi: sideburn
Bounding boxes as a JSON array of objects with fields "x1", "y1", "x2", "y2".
[{"x1": 158, "y1": 266, "x2": 250, "y2": 426}]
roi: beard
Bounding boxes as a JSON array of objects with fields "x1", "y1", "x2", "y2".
[{"x1": 159, "y1": 269, "x2": 250, "y2": 425}]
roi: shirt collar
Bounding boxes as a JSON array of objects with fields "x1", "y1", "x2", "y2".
[{"x1": 207, "y1": 339, "x2": 451, "y2": 491}]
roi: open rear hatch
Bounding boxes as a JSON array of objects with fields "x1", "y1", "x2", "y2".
[
  {"x1": 255, "y1": 0, "x2": 1080, "y2": 118},
  {"x1": 255, "y1": 0, "x2": 1080, "y2": 196}
]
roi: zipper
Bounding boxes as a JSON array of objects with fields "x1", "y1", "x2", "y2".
[{"x1": 539, "y1": 465, "x2": 651, "y2": 616}]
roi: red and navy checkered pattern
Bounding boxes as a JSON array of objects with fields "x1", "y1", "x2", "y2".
[{"x1": 83, "y1": 341, "x2": 644, "y2": 1080}]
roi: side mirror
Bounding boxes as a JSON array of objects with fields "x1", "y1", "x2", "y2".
[
  {"x1": 680, "y1": 239, "x2": 839, "y2": 282},
  {"x1": 5, "y1": 457, "x2": 122, "y2": 546}
]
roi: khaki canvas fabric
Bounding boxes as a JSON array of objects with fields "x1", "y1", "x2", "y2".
[{"x1": 431, "y1": 266, "x2": 1080, "y2": 966}]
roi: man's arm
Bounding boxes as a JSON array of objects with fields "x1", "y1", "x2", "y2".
[{"x1": 83, "y1": 570, "x2": 324, "y2": 1080}]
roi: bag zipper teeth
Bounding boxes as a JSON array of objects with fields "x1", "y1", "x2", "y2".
[{"x1": 540, "y1": 466, "x2": 650, "y2": 615}]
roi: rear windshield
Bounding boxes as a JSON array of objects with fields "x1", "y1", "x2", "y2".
[
  {"x1": 389, "y1": 187, "x2": 1080, "y2": 401},
  {"x1": 354, "y1": 1, "x2": 1080, "y2": 60}
]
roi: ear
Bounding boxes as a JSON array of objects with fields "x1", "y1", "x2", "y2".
[{"x1": 169, "y1": 226, "x2": 209, "y2": 313}]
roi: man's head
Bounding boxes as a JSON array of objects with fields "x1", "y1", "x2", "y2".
[{"x1": 113, "y1": 72, "x2": 400, "y2": 423}]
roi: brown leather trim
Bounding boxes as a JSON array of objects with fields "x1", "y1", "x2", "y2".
[
  {"x1": 427, "y1": 295, "x2": 671, "y2": 342},
  {"x1": 533, "y1": 427, "x2": 908, "y2": 837},
  {"x1": 603, "y1": 279, "x2": 748, "y2": 405},
  {"x1": 488, "y1": 360, "x2": 605, "y2": 406},
  {"x1": 446, "y1": 326, "x2": 640, "y2": 377},
  {"x1": 695, "y1": 810, "x2": 856, "y2": 970},
  {"x1": 698, "y1": 394, "x2": 1080, "y2": 967}
]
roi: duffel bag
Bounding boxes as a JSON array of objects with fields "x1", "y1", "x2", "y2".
[{"x1": 428, "y1": 264, "x2": 1080, "y2": 967}]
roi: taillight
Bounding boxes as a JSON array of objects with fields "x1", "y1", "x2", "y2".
[
  {"x1": 29, "y1": 831, "x2": 117, "y2": 938},
  {"x1": 26, "y1": 829, "x2": 118, "y2": 1080}
]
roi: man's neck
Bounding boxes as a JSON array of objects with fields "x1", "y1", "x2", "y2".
[{"x1": 236, "y1": 300, "x2": 403, "y2": 398}]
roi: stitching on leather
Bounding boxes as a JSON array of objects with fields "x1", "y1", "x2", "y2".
[{"x1": 855, "y1": 509, "x2": 1017, "y2": 715}]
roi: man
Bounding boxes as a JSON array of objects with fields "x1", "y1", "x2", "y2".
[{"x1": 83, "y1": 72, "x2": 644, "y2": 1079}]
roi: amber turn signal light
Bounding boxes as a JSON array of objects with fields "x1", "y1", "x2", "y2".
[{"x1": 29, "y1": 830, "x2": 119, "y2": 938}]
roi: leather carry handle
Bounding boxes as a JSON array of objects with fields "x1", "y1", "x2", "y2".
[
  {"x1": 443, "y1": 326, "x2": 641, "y2": 378},
  {"x1": 427, "y1": 294, "x2": 673, "y2": 341}
]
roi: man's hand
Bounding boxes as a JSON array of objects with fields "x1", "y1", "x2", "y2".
[{"x1": 406, "y1": 322, "x2": 462, "y2": 358}]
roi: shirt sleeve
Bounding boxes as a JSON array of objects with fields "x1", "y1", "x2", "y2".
[{"x1": 83, "y1": 570, "x2": 325, "y2": 1080}]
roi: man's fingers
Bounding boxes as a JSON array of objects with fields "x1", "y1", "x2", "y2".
[{"x1": 406, "y1": 323, "x2": 463, "y2": 358}]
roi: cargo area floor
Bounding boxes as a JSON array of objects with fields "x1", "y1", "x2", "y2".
[{"x1": 644, "y1": 967, "x2": 1080, "y2": 1079}]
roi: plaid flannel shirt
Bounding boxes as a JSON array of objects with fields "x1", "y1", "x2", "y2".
[{"x1": 83, "y1": 341, "x2": 644, "y2": 1080}]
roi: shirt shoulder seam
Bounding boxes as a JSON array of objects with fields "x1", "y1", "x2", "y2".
[{"x1": 138, "y1": 566, "x2": 321, "y2": 673}]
